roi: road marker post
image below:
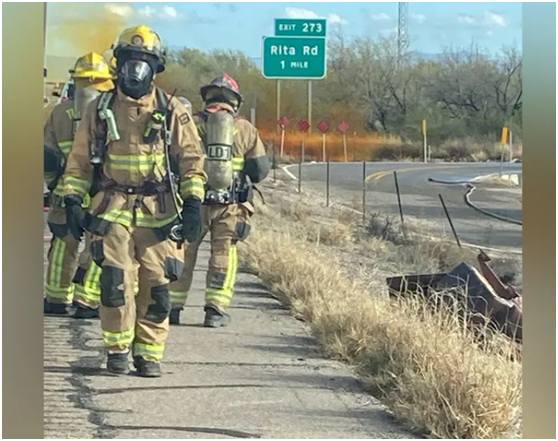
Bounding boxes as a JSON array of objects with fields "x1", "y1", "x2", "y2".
[
  {"x1": 362, "y1": 162, "x2": 367, "y2": 224},
  {"x1": 509, "y1": 130, "x2": 513, "y2": 163},
  {"x1": 422, "y1": 119, "x2": 428, "y2": 163},
  {"x1": 278, "y1": 116, "x2": 290, "y2": 157},
  {"x1": 353, "y1": 131, "x2": 357, "y2": 162},
  {"x1": 500, "y1": 126, "x2": 509, "y2": 177}
]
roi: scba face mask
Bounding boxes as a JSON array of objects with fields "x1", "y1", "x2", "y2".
[{"x1": 118, "y1": 59, "x2": 154, "y2": 99}]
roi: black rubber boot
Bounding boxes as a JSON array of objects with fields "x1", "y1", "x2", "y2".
[
  {"x1": 106, "y1": 353, "x2": 130, "y2": 375},
  {"x1": 133, "y1": 356, "x2": 162, "y2": 378},
  {"x1": 169, "y1": 308, "x2": 181, "y2": 325},
  {"x1": 74, "y1": 305, "x2": 100, "y2": 319},
  {"x1": 203, "y1": 305, "x2": 231, "y2": 328},
  {"x1": 44, "y1": 298, "x2": 70, "y2": 316}
]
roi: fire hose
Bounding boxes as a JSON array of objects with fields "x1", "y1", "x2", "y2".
[{"x1": 427, "y1": 177, "x2": 522, "y2": 226}]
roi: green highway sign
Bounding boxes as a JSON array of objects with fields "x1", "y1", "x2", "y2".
[
  {"x1": 275, "y1": 18, "x2": 327, "y2": 37},
  {"x1": 262, "y1": 36, "x2": 327, "y2": 79}
]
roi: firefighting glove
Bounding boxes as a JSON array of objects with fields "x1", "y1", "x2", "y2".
[
  {"x1": 181, "y1": 196, "x2": 202, "y2": 243},
  {"x1": 64, "y1": 195, "x2": 87, "y2": 241}
]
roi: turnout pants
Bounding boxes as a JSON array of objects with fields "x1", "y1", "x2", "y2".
[
  {"x1": 170, "y1": 203, "x2": 250, "y2": 312},
  {"x1": 92, "y1": 223, "x2": 183, "y2": 361},
  {"x1": 45, "y1": 204, "x2": 99, "y2": 307}
]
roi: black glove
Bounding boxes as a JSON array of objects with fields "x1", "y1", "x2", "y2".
[
  {"x1": 181, "y1": 196, "x2": 202, "y2": 243},
  {"x1": 65, "y1": 195, "x2": 87, "y2": 241}
]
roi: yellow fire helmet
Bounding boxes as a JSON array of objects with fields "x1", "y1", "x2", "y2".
[
  {"x1": 70, "y1": 52, "x2": 114, "y2": 81},
  {"x1": 112, "y1": 25, "x2": 166, "y2": 73}
]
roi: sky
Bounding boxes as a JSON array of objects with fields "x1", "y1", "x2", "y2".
[{"x1": 46, "y1": 2, "x2": 522, "y2": 58}]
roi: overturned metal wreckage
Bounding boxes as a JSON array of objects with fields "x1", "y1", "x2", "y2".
[{"x1": 386, "y1": 250, "x2": 522, "y2": 343}]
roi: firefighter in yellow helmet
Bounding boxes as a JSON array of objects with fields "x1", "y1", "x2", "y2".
[
  {"x1": 169, "y1": 74, "x2": 270, "y2": 327},
  {"x1": 44, "y1": 52, "x2": 114, "y2": 318},
  {"x1": 63, "y1": 25, "x2": 206, "y2": 377}
]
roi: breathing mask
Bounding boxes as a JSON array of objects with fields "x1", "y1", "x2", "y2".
[{"x1": 117, "y1": 53, "x2": 158, "y2": 99}]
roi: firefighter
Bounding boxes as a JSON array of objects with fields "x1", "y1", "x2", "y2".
[
  {"x1": 169, "y1": 74, "x2": 270, "y2": 328},
  {"x1": 44, "y1": 52, "x2": 114, "y2": 318},
  {"x1": 63, "y1": 25, "x2": 206, "y2": 377}
]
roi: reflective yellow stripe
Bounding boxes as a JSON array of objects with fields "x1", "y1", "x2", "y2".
[
  {"x1": 74, "y1": 261, "x2": 102, "y2": 303},
  {"x1": 232, "y1": 157, "x2": 244, "y2": 171},
  {"x1": 64, "y1": 176, "x2": 90, "y2": 197},
  {"x1": 135, "y1": 212, "x2": 178, "y2": 229},
  {"x1": 53, "y1": 180, "x2": 66, "y2": 197},
  {"x1": 205, "y1": 245, "x2": 238, "y2": 306},
  {"x1": 98, "y1": 209, "x2": 134, "y2": 227},
  {"x1": 58, "y1": 140, "x2": 73, "y2": 155},
  {"x1": 133, "y1": 342, "x2": 165, "y2": 361},
  {"x1": 108, "y1": 153, "x2": 166, "y2": 171},
  {"x1": 45, "y1": 238, "x2": 74, "y2": 301},
  {"x1": 180, "y1": 176, "x2": 205, "y2": 200},
  {"x1": 170, "y1": 290, "x2": 188, "y2": 306},
  {"x1": 98, "y1": 208, "x2": 177, "y2": 229},
  {"x1": 103, "y1": 328, "x2": 135, "y2": 347},
  {"x1": 51, "y1": 238, "x2": 65, "y2": 288}
]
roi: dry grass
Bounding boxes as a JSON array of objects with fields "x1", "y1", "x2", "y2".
[
  {"x1": 238, "y1": 184, "x2": 522, "y2": 439},
  {"x1": 263, "y1": 131, "x2": 522, "y2": 163}
]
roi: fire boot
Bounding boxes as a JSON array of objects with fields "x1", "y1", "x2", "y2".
[
  {"x1": 169, "y1": 308, "x2": 182, "y2": 326},
  {"x1": 44, "y1": 298, "x2": 70, "y2": 316},
  {"x1": 203, "y1": 305, "x2": 231, "y2": 328},
  {"x1": 74, "y1": 304, "x2": 100, "y2": 319},
  {"x1": 133, "y1": 356, "x2": 162, "y2": 378},
  {"x1": 106, "y1": 353, "x2": 130, "y2": 375}
]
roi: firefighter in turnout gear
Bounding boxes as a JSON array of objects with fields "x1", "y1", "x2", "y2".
[
  {"x1": 44, "y1": 52, "x2": 114, "y2": 318},
  {"x1": 169, "y1": 74, "x2": 270, "y2": 327},
  {"x1": 63, "y1": 25, "x2": 206, "y2": 377}
]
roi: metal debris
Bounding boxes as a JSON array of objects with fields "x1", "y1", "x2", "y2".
[{"x1": 386, "y1": 251, "x2": 522, "y2": 343}]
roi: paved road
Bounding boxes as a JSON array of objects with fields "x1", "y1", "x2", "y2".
[
  {"x1": 284, "y1": 162, "x2": 522, "y2": 253},
  {"x1": 44, "y1": 239, "x2": 413, "y2": 439}
]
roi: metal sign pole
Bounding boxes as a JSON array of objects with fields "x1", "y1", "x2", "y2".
[
  {"x1": 280, "y1": 128, "x2": 285, "y2": 157},
  {"x1": 343, "y1": 133, "x2": 348, "y2": 162},
  {"x1": 302, "y1": 131, "x2": 306, "y2": 163},
  {"x1": 276, "y1": 80, "x2": 281, "y2": 136},
  {"x1": 322, "y1": 133, "x2": 326, "y2": 162},
  {"x1": 308, "y1": 81, "x2": 313, "y2": 135}
]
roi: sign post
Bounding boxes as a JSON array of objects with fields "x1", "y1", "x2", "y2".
[
  {"x1": 263, "y1": 18, "x2": 327, "y2": 141},
  {"x1": 338, "y1": 121, "x2": 350, "y2": 162},
  {"x1": 422, "y1": 119, "x2": 427, "y2": 163},
  {"x1": 276, "y1": 80, "x2": 281, "y2": 136},
  {"x1": 298, "y1": 119, "x2": 310, "y2": 163},
  {"x1": 278, "y1": 116, "x2": 290, "y2": 157},
  {"x1": 297, "y1": 119, "x2": 310, "y2": 193},
  {"x1": 500, "y1": 126, "x2": 509, "y2": 177},
  {"x1": 317, "y1": 119, "x2": 330, "y2": 162}
]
